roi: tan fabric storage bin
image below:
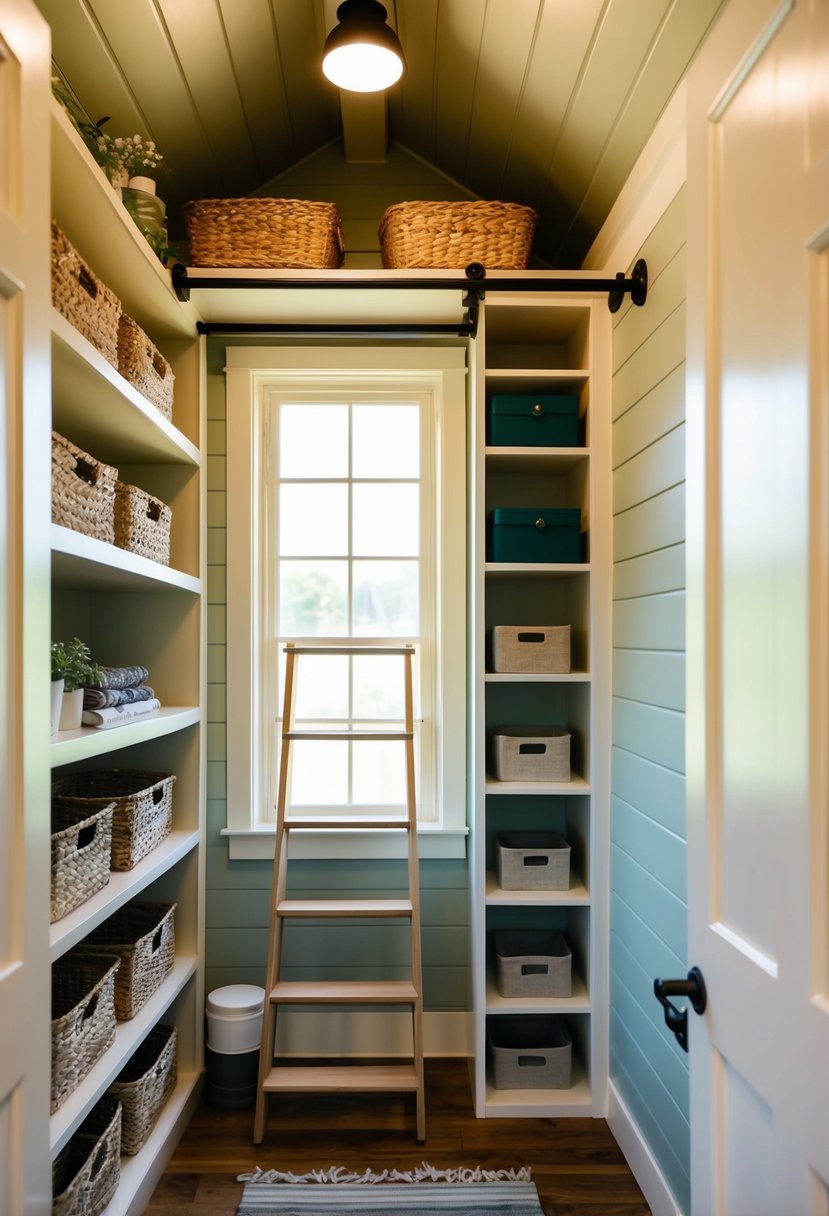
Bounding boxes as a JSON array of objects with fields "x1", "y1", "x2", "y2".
[
  {"x1": 51, "y1": 954, "x2": 120, "y2": 1113},
  {"x1": 184, "y1": 197, "x2": 345, "y2": 269},
  {"x1": 52, "y1": 431, "x2": 117, "y2": 544},
  {"x1": 74, "y1": 901, "x2": 176, "y2": 1020},
  {"x1": 496, "y1": 831, "x2": 571, "y2": 891},
  {"x1": 492, "y1": 929, "x2": 572, "y2": 998},
  {"x1": 50, "y1": 801, "x2": 114, "y2": 923},
  {"x1": 51, "y1": 221, "x2": 121, "y2": 367},
  {"x1": 488, "y1": 1015, "x2": 572, "y2": 1090},
  {"x1": 114, "y1": 481, "x2": 172, "y2": 565},
  {"x1": 492, "y1": 625, "x2": 570, "y2": 674},
  {"x1": 52, "y1": 1095, "x2": 122, "y2": 1216},
  {"x1": 108, "y1": 1023, "x2": 177, "y2": 1154},
  {"x1": 117, "y1": 314, "x2": 174, "y2": 420},
  {"x1": 492, "y1": 725, "x2": 571, "y2": 782},
  {"x1": 379, "y1": 200, "x2": 536, "y2": 269},
  {"x1": 51, "y1": 769, "x2": 176, "y2": 872}
]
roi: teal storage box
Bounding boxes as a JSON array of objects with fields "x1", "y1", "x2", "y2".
[
  {"x1": 489, "y1": 508, "x2": 581, "y2": 563},
  {"x1": 489, "y1": 394, "x2": 579, "y2": 447}
]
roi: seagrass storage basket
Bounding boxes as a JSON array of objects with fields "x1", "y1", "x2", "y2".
[
  {"x1": 492, "y1": 625, "x2": 571, "y2": 674},
  {"x1": 184, "y1": 197, "x2": 345, "y2": 269},
  {"x1": 75, "y1": 901, "x2": 176, "y2": 1020},
  {"x1": 51, "y1": 954, "x2": 120, "y2": 1113},
  {"x1": 117, "y1": 314, "x2": 174, "y2": 421},
  {"x1": 114, "y1": 481, "x2": 171, "y2": 565},
  {"x1": 51, "y1": 221, "x2": 121, "y2": 367},
  {"x1": 52, "y1": 431, "x2": 117, "y2": 544},
  {"x1": 379, "y1": 200, "x2": 536, "y2": 269},
  {"x1": 108, "y1": 1023, "x2": 177, "y2": 1154},
  {"x1": 51, "y1": 770, "x2": 176, "y2": 872},
  {"x1": 50, "y1": 800, "x2": 114, "y2": 923},
  {"x1": 52, "y1": 1095, "x2": 122, "y2": 1216}
]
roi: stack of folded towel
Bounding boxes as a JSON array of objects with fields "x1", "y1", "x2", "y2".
[{"x1": 82, "y1": 664, "x2": 160, "y2": 729}]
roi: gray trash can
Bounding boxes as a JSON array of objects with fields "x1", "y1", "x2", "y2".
[{"x1": 204, "y1": 984, "x2": 265, "y2": 1110}]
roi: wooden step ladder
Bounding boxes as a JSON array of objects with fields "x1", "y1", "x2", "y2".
[{"x1": 253, "y1": 643, "x2": 425, "y2": 1144}]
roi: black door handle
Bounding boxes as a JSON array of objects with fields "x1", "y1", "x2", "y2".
[{"x1": 653, "y1": 966, "x2": 706, "y2": 1052}]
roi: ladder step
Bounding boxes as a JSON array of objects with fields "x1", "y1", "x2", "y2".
[
  {"x1": 262, "y1": 1064, "x2": 419, "y2": 1093},
  {"x1": 285, "y1": 816, "x2": 411, "y2": 830},
  {"x1": 283, "y1": 730, "x2": 412, "y2": 741},
  {"x1": 283, "y1": 646, "x2": 414, "y2": 657},
  {"x1": 276, "y1": 898, "x2": 413, "y2": 917},
  {"x1": 270, "y1": 979, "x2": 418, "y2": 1003}
]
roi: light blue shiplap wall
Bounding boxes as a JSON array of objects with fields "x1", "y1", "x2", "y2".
[
  {"x1": 610, "y1": 187, "x2": 689, "y2": 1210},
  {"x1": 205, "y1": 142, "x2": 471, "y2": 1011}
]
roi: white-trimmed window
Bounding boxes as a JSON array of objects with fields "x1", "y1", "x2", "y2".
[{"x1": 223, "y1": 347, "x2": 467, "y2": 860}]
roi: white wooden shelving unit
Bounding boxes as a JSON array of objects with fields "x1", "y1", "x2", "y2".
[
  {"x1": 470, "y1": 293, "x2": 611, "y2": 1118},
  {"x1": 49, "y1": 98, "x2": 206, "y2": 1214}
]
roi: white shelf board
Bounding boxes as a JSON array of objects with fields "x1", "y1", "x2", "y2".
[
  {"x1": 484, "y1": 562, "x2": 590, "y2": 579},
  {"x1": 50, "y1": 101, "x2": 199, "y2": 340},
  {"x1": 51, "y1": 525, "x2": 200, "y2": 592},
  {"x1": 485, "y1": 368, "x2": 590, "y2": 382},
  {"x1": 50, "y1": 955, "x2": 198, "y2": 1156},
  {"x1": 52, "y1": 316, "x2": 200, "y2": 467},
  {"x1": 485, "y1": 971, "x2": 590, "y2": 1014},
  {"x1": 485, "y1": 671, "x2": 590, "y2": 683},
  {"x1": 485, "y1": 774, "x2": 590, "y2": 795},
  {"x1": 483, "y1": 1060, "x2": 592, "y2": 1117},
  {"x1": 485, "y1": 872, "x2": 590, "y2": 906},
  {"x1": 484, "y1": 446, "x2": 589, "y2": 474},
  {"x1": 50, "y1": 831, "x2": 200, "y2": 962},
  {"x1": 51, "y1": 707, "x2": 200, "y2": 767}
]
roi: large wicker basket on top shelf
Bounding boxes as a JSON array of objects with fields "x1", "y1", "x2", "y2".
[
  {"x1": 184, "y1": 197, "x2": 345, "y2": 269},
  {"x1": 379, "y1": 200, "x2": 537, "y2": 269}
]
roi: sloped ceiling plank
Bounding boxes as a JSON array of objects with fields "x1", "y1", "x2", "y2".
[
  {"x1": 461, "y1": 0, "x2": 542, "y2": 201},
  {"x1": 558, "y1": 0, "x2": 724, "y2": 262},
  {"x1": 430, "y1": 0, "x2": 487, "y2": 185},
  {"x1": 393, "y1": 0, "x2": 439, "y2": 157},
  {"x1": 498, "y1": 0, "x2": 606, "y2": 206},
  {"x1": 269, "y1": 0, "x2": 339, "y2": 158}
]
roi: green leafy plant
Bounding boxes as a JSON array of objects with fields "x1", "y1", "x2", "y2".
[
  {"x1": 51, "y1": 637, "x2": 105, "y2": 692},
  {"x1": 51, "y1": 74, "x2": 121, "y2": 180},
  {"x1": 120, "y1": 191, "x2": 176, "y2": 264}
]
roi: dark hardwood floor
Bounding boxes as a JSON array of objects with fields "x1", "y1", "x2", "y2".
[{"x1": 145, "y1": 1059, "x2": 651, "y2": 1216}]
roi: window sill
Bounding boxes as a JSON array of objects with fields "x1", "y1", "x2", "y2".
[{"x1": 221, "y1": 825, "x2": 469, "y2": 861}]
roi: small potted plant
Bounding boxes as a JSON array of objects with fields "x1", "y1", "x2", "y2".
[
  {"x1": 51, "y1": 637, "x2": 104, "y2": 732},
  {"x1": 113, "y1": 134, "x2": 164, "y2": 195}
]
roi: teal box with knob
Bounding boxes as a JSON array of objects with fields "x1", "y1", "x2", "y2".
[
  {"x1": 488, "y1": 393, "x2": 580, "y2": 447},
  {"x1": 488, "y1": 507, "x2": 582, "y2": 563}
]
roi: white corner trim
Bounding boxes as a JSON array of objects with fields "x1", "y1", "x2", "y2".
[
  {"x1": 273, "y1": 1010, "x2": 471, "y2": 1058},
  {"x1": 583, "y1": 82, "x2": 688, "y2": 273},
  {"x1": 606, "y1": 1079, "x2": 684, "y2": 1216}
]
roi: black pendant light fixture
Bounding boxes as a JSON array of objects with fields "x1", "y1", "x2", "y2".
[{"x1": 322, "y1": 0, "x2": 406, "y2": 93}]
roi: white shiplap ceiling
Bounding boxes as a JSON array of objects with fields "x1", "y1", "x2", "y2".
[{"x1": 36, "y1": 0, "x2": 726, "y2": 267}]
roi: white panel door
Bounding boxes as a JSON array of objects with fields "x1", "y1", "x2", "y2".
[
  {"x1": 0, "y1": 1, "x2": 51, "y2": 1212},
  {"x1": 686, "y1": 0, "x2": 829, "y2": 1213}
]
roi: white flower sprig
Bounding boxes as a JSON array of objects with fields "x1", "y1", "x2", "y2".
[{"x1": 113, "y1": 134, "x2": 163, "y2": 176}]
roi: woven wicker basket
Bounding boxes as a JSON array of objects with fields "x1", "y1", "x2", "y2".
[
  {"x1": 75, "y1": 901, "x2": 176, "y2": 1020},
  {"x1": 114, "y1": 481, "x2": 171, "y2": 565},
  {"x1": 379, "y1": 200, "x2": 537, "y2": 269},
  {"x1": 52, "y1": 1095, "x2": 122, "y2": 1216},
  {"x1": 184, "y1": 197, "x2": 345, "y2": 269},
  {"x1": 50, "y1": 801, "x2": 114, "y2": 923},
  {"x1": 51, "y1": 954, "x2": 120, "y2": 1113},
  {"x1": 51, "y1": 221, "x2": 121, "y2": 367},
  {"x1": 117, "y1": 314, "x2": 174, "y2": 421},
  {"x1": 52, "y1": 431, "x2": 118, "y2": 544},
  {"x1": 52, "y1": 769, "x2": 176, "y2": 872},
  {"x1": 108, "y1": 1023, "x2": 177, "y2": 1154}
]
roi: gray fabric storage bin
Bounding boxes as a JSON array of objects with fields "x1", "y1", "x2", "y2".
[
  {"x1": 492, "y1": 625, "x2": 570, "y2": 674},
  {"x1": 492, "y1": 726, "x2": 570, "y2": 781},
  {"x1": 496, "y1": 831, "x2": 571, "y2": 890},
  {"x1": 492, "y1": 929, "x2": 572, "y2": 998},
  {"x1": 488, "y1": 1015, "x2": 572, "y2": 1089}
]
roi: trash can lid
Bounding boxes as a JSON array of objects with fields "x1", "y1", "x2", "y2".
[{"x1": 206, "y1": 984, "x2": 265, "y2": 1016}]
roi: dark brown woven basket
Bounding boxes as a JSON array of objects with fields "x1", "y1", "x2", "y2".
[
  {"x1": 50, "y1": 801, "x2": 114, "y2": 923},
  {"x1": 52, "y1": 1095, "x2": 122, "y2": 1216},
  {"x1": 117, "y1": 314, "x2": 174, "y2": 420},
  {"x1": 52, "y1": 431, "x2": 118, "y2": 544},
  {"x1": 184, "y1": 197, "x2": 345, "y2": 268},
  {"x1": 51, "y1": 221, "x2": 121, "y2": 367},
  {"x1": 108, "y1": 1023, "x2": 177, "y2": 1154},
  {"x1": 74, "y1": 901, "x2": 176, "y2": 1020},
  {"x1": 51, "y1": 954, "x2": 120, "y2": 1113},
  {"x1": 52, "y1": 770, "x2": 176, "y2": 872},
  {"x1": 114, "y1": 481, "x2": 171, "y2": 565},
  {"x1": 379, "y1": 200, "x2": 537, "y2": 269}
]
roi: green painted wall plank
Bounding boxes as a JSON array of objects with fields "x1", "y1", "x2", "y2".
[
  {"x1": 613, "y1": 544, "x2": 686, "y2": 601},
  {"x1": 612, "y1": 188, "x2": 688, "y2": 327},
  {"x1": 613, "y1": 248, "x2": 686, "y2": 374},
  {"x1": 611, "y1": 748, "x2": 685, "y2": 839},
  {"x1": 612, "y1": 698, "x2": 685, "y2": 774},
  {"x1": 613, "y1": 591, "x2": 685, "y2": 652},
  {"x1": 611, "y1": 845, "x2": 686, "y2": 960},
  {"x1": 610, "y1": 960, "x2": 688, "y2": 1097},
  {"x1": 613, "y1": 366, "x2": 685, "y2": 468},
  {"x1": 613, "y1": 426, "x2": 685, "y2": 515},
  {"x1": 612, "y1": 304, "x2": 686, "y2": 422},
  {"x1": 612, "y1": 797, "x2": 686, "y2": 900},
  {"x1": 614, "y1": 485, "x2": 685, "y2": 563},
  {"x1": 613, "y1": 648, "x2": 685, "y2": 712}
]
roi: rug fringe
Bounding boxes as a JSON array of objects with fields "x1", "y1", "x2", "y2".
[{"x1": 238, "y1": 1162, "x2": 532, "y2": 1185}]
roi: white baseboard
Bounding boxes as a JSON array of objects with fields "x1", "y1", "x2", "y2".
[
  {"x1": 274, "y1": 1010, "x2": 471, "y2": 1058},
  {"x1": 606, "y1": 1079, "x2": 683, "y2": 1216}
]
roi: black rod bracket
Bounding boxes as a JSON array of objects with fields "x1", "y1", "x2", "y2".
[
  {"x1": 653, "y1": 966, "x2": 707, "y2": 1052},
  {"x1": 608, "y1": 258, "x2": 648, "y2": 313}
]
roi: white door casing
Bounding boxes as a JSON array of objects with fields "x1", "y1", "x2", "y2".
[
  {"x1": 686, "y1": 0, "x2": 829, "y2": 1213},
  {"x1": 0, "y1": 0, "x2": 51, "y2": 1212}
]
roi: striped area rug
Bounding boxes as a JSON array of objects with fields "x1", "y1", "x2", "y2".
[{"x1": 236, "y1": 1165, "x2": 544, "y2": 1216}]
